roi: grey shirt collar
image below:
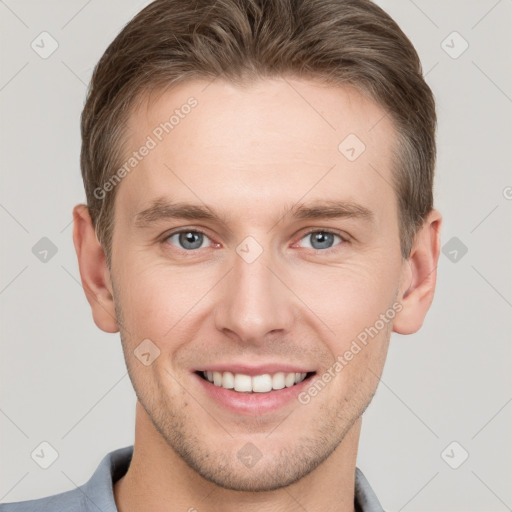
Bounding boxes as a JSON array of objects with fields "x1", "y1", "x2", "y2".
[{"x1": 82, "y1": 445, "x2": 385, "y2": 512}]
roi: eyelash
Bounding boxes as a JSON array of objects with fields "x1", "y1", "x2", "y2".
[{"x1": 161, "y1": 228, "x2": 348, "y2": 253}]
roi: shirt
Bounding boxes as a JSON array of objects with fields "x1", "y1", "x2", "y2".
[{"x1": 0, "y1": 445, "x2": 385, "y2": 511}]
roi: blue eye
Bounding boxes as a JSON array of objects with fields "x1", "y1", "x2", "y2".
[
  {"x1": 166, "y1": 230, "x2": 210, "y2": 250},
  {"x1": 299, "y1": 231, "x2": 343, "y2": 250}
]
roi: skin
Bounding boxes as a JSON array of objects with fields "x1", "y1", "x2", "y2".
[{"x1": 73, "y1": 77, "x2": 442, "y2": 512}]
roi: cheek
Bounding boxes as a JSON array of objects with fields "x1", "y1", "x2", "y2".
[
  {"x1": 116, "y1": 258, "x2": 216, "y2": 339},
  {"x1": 289, "y1": 257, "x2": 399, "y2": 340}
]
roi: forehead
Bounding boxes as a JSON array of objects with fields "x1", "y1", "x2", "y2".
[{"x1": 117, "y1": 77, "x2": 398, "y2": 226}]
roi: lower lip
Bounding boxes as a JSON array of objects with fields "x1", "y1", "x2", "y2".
[{"x1": 193, "y1": 372, "x2": 315, "y2": 415}]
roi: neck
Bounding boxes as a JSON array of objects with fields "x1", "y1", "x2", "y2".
[{"x1": 114, "y1": 402, "x2": 360, "y2": 512}]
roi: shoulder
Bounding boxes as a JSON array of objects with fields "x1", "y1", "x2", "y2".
[
  {"x1": 0, "y1": 445, "x2": 133, "y2": 512},
  {"x1": 354, "y1": 466, "x2": 386, "y2": 512},
  {"x1": 0, "y1": 488, "x2": 85, "y2": 512}
]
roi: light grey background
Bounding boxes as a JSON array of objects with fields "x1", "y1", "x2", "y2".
[{"x1": 1, "y1": 1, "x2": 511, "y2": 511}]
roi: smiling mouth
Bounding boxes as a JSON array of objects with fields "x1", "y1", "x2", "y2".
[{"x1": 195, "y1": 370, "x2": 316, "y2": 393}]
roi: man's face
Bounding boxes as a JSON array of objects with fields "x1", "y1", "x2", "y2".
[{"x1": 109, "y1": 78, "x2": 407, "y2": 491}]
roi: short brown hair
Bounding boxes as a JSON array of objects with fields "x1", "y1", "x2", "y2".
[{"x1": 80, "y1": 0, "x2": 436, "y2": 268}]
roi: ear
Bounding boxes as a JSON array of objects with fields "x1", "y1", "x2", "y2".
[
  {"x1": 72, "y1": 204, "x2": 119, "y2": 333},
  {"x1": 393, "y1": 209, "x2": 442, "y2": 335}
]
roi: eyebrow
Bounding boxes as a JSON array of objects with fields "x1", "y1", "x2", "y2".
[
  {"x1": 134, "y1": 199, "x2": 226, "y2": 228},
  {"x1": 290, "y1": 201, "x2": 374, "y2": 223},
  {"x1": 133, "y1": 197, "x2": 375, "y2": 228}
]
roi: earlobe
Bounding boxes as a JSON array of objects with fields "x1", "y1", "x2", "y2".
[
  {"x1": 393, "y1": 209, "x2": 442, "y2": 335},
  {"x1": 72, "y1": 204, "x2": 119, "y2": 333}
]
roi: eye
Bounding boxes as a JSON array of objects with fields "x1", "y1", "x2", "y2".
[
  {"x1": 165, "y1": 230, "x2": 211, "y2": 250},
  {"x1": 298, "y1": 230, "x2": 344, "y2": 251}
]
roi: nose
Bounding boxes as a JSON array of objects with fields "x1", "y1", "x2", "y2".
[{"x1": 214, "y1": 247, "x2": 296, "y2": 344}]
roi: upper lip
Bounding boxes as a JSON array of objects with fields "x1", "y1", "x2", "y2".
[{"x1": 194, "y1": 363, "x2": 315, "y2": 376}]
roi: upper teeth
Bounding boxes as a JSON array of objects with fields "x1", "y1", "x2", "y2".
[{"x1": 203, "y1": 371, "x2": 308, "y2": 393}]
